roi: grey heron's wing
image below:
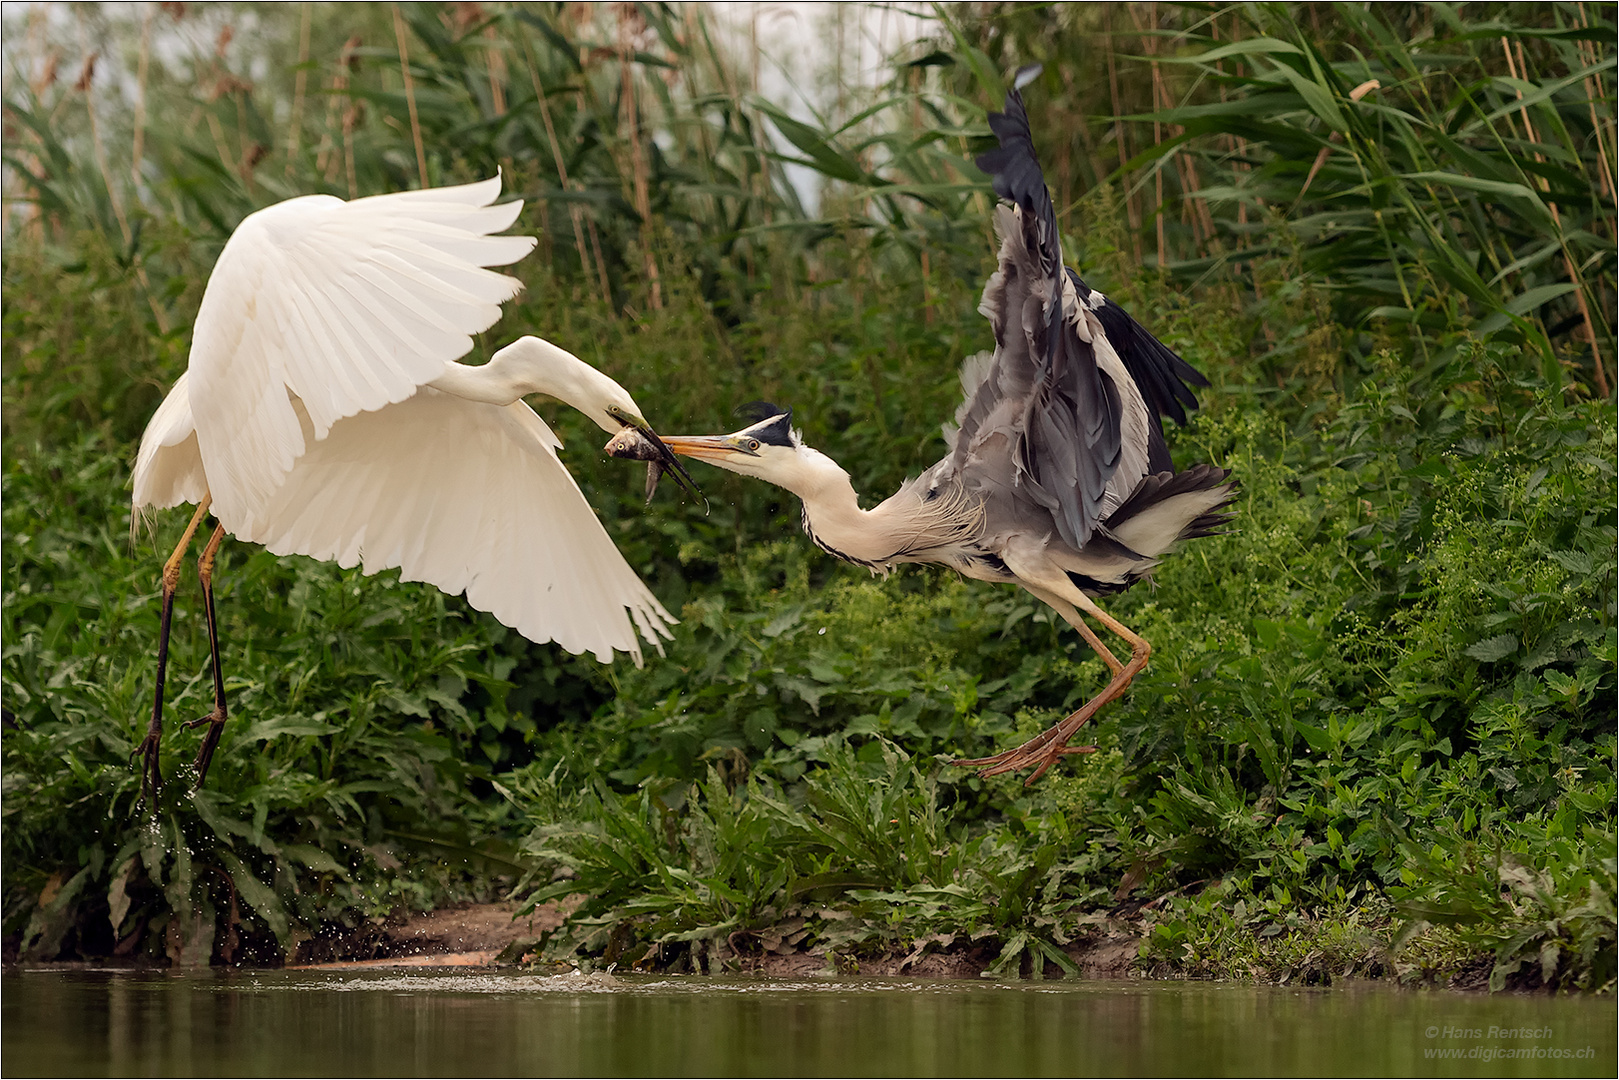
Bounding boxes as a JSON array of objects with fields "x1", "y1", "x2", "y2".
[
  {"x1": 1066, "y1": 268, "x2": 1209, "y2": 430},
  {"x1": 963, "y1": 82, "x2": 1121, "y2": 550}
]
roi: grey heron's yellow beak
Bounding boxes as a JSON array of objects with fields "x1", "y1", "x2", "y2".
[{"x1": 655, "y1": 434, "x2": 762, "y2": 462}]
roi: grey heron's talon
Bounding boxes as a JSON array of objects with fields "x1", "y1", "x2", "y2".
[
  {"x1": 951, "y1": 714, "x2": 1100, "y2": 780},
  {"x1": 949, "y1": 752, "x2": 1011, "y2": 769}
]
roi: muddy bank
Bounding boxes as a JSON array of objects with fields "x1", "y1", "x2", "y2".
[
  {"x1": 276, "y1": 901, "x2": 1142, "y2": 979},
  {"x1": 283, "y1": 906, "x2": 1504, "y2": 991},
  {"x1": 8, "y1": 900, "x2": 1511, "y2": 991},
  {"x1": 289, "y1": 901, "x2": 568, "y2": 968}
]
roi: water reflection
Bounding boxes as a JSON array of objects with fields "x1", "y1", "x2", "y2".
[{"x1": 4, "y1": 968, "x2": 1614, "y2": 1077}]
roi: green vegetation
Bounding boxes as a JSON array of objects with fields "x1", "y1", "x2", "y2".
[{"x1": 3, "y1": 3, "x2": 1613, "y2": 990}]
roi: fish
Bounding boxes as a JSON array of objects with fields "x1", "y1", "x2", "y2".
[{"x1": 604, "y1": 426, "x2": 705, "y2": 508}]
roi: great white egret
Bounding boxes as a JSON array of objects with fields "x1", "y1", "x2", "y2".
[
  {"x1": 132, "y1": 173, "x2": 691, "y2": 792},
  {"x1": 611, "y1": 73, "x2": 1235, "y2": 783}
]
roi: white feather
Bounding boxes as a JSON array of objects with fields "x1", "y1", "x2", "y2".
[
  {"x1": 132, "y1": 174, "x2": 674, "y2": 665},
  {"x1": 250, "y1": 389, "x2": 670, "y2": 664},
  {"x1": 1106, "y1": 485, "x2": 1233, "y2": 559},
  {"x1": 186, "y1": 175, "x2": 536, "y2": 536},
  {"x1": 132, "y1": 372, "x2": 207, "y2": 511}
]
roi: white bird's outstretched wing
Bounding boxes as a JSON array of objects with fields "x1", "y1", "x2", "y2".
[
  {"x1": 187, "y1": 174, "x2": 536, "y2": 535},
  {"x1": 248, "y1": 388, "x2": 673, "y2": 664},
  {"x1": 132, "y1": 371, "x2": 207, "y2": 511}
]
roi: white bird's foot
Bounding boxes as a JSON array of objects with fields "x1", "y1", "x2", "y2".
[
  {"x1": 133, "y1": 723, "x2": 164, "y2": 798},
  {"x1": 184, "y1": 707, "x2": 229, "y2": 788}
]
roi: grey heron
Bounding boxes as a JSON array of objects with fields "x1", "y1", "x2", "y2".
[
  {"x1": 611, "y1": 75, "x2": 1235, "y2": 783},
  {"x1": 132, "y1": 173, "x2": 694, "y2": 792}
]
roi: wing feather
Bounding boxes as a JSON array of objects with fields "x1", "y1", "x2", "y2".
[
  {"x1": 131, "y1": 373, "x2": 207, "y2": 511},
  {"x1": 250, "y1": 389, "x2": 672, "y2": 665},
  {"x1": 1064, "y1": 269, "x2": 1209, "y2": 430},
  {"x1": 967, "y1": 81, "x2": 1206, "y2": 549},
  {"x1": 970, "y1": 86, "x2": 1123, "y2": 548},
  {"x1": 187, "y1": 175, "x2": 537, "y2": 536}
]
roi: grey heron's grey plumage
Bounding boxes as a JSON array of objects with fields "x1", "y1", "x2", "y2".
[{"x1": 618, "y1": 72, "x2": 1236, "y2": 782}]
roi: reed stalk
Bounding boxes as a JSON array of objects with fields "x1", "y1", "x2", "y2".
[
  {"x1": 392, "y1": 5, "x2": 429, "y2": 188},
  {"x1": 618, "y1": 4, "x2": 661, "y2": 310},
  {"x1": 1502, "y1": 36, "x2": 1608, "y2": 395},
  {"x1": 285, "y1": 3, "x2": 311, "y2": 177},
  {"x1": 1106, "y1": 14, "x2": 1141, "y2": 266},
  {"x1": 1137, "y1": 4, "x2": 1166, "y2": 268},
  {"x1": 519, "y1": 28, "x2": 608, "y2": 308},
  {"x1": 130, "y1": 4, "x2": 150, "y2": 189}
]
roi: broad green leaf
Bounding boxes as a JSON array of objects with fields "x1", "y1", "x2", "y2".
[
  {"x1": 755, "y1": 103, "x2": 866, "y2": 185},
  {"x1": 1466, "y1": 634, "x2": 1520, "y2": 663},
  {"x1": 1171, "y1": 37, "x2": 1305, "y2": 64},
  {"x1": 1505, "y1": 283, "x2": 1577, "y2": 316},
  {"x1": 281, "y1": 843, "x2": 352, "y2": 879},
  {"x1": 221, "y1": 851, "x2": 290, "y2": 941}
]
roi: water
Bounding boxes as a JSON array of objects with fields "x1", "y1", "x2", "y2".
[{"x1": 4, "y1": 968, "x2": 1614, "y2": 1077}]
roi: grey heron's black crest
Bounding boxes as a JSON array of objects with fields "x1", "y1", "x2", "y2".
[{"x1": 735, "y1": 402, "x2": 796, "y2": 447}]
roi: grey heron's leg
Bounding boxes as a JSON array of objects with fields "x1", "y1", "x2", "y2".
[
  {"x1": 953, "y1": 562, "x2": 1151, "y2": 784},
  {"x1": 1020, "y1": 583, "x2": 1125, "y2": 677},
  {"x1": 134, "y1": 495, "x2": 212, "y2": 797},
  {"x1": 184, "y1": 522, "x2": 230, "y2": 787}
]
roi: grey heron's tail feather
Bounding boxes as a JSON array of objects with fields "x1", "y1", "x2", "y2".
[{"x1": 1102, "y1": 464, "x2": 1237, "y2": 558}]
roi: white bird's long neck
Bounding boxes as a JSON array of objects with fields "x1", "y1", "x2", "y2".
[{"x1": 427, "y1": 336, "x2": 625, "y2": 433}]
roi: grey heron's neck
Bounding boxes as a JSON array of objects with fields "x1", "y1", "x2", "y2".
[{"x1": 794, "y1": 468, "x2": 948, "y2": 571}]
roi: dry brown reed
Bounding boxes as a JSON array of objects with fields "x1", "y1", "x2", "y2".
[{"x1": 392, "y1": 4, "x2": 429, "y2": 188}]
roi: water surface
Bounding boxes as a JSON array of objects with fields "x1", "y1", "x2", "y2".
[{"x1": 4, "y1": 967, "x2": 1613, "y2": 1077}]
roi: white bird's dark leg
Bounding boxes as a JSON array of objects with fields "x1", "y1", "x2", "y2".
[
  {"x1": 135, "y1": 496, "x2": 212, "y2": 795},
  {"x1": 184, "y1": 522, "x2": 230, "y2": 786},
  {"x1": 954, "y1": 568, "x2": 1151, "y2": 784}
]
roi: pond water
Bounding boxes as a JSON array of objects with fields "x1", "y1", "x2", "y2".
[{"x1": 3, "y1": 968, "x2": 1614, "y2": 1077}]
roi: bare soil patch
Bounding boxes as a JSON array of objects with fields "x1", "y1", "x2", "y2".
[
  {"x1": 287, "y1": 902, "x2": 1144, "y2": 979},
  {"x1": 291, "y1": 901, "x2": 565, "y2": 968}
]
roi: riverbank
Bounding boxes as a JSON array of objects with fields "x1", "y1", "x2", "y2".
[{"x1": 9, "y1": 900, "x2": 1520, "y2": 993}]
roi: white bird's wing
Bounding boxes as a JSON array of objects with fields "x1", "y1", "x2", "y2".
[
  {"x1": 248, "y1": 388, "x2": 674, "y2": 665},
  {"x1": 132, "y1": 371, "x2": 207, "y2": 511},
  {"x1": 186, "y1": 174, "x2": 536, "y2": 535}
]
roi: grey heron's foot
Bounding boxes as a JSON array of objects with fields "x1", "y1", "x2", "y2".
[
  {"x1": 184, "y1": 708, "x2": 228, "y2": 788},
  {"x1": 951, "y1": 703, "x2": 1106, "y2": 783}
]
